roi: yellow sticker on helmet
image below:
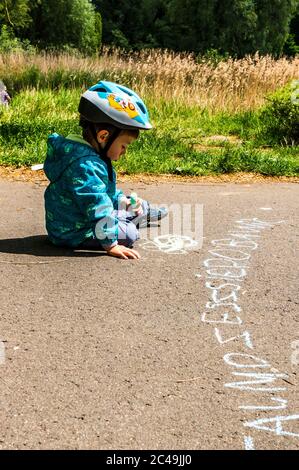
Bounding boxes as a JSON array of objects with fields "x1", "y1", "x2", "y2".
[{"x1": 108, "y1": 93, "x2": 139, "y2": 119}]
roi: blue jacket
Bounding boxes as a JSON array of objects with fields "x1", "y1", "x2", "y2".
[{"x1": 44, "y1": 133, "x2": 124, "y2": 247}]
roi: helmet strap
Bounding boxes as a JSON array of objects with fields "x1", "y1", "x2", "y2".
[
  {"x1": 89, "y1": 123, "x2": 121, "y2": 158},
  {"x1": 88, "y1": 124, "x2": 122, "y2": 182},
  {"x1": 101, "y1": 127, "x2": 122, "y2": 158}
]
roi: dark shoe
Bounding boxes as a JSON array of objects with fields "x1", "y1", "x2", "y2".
[
  {"x1": 135, "y1": 206, "x2": 168, "y2": 228},
  {"x1": 147, "y1": 206, "x2": 168, "y2": 223}
]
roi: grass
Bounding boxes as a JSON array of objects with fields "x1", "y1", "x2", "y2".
[
  {"x1": 0, "y1": 88, "x2": 298, "y2": 176},
  {"x1": 0, "y1": 50, "x2": 298, "y2": 176}
]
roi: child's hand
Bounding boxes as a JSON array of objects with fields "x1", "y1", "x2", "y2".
[
  {"x1": 104, "y1": 244, "x2": 141, "y2": 260},
  {"x1": 127, "y1": 197, "x2": 144, "y2": 216}
]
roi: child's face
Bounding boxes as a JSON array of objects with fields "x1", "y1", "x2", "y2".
[{"x1": 103, "y1": 132, "x2": 136, "y2": 161}]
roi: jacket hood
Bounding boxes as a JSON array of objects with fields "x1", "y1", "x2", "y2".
[{"x1": 44, "y1": 133, "x2": 97, "y2": 183}]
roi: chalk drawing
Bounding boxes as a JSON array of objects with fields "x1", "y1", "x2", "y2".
[
  {"x1": 209, "y1": 249, "x2": 251, "y2": 261},
  {"x1": 206, "y1": 267, "x2": 247, "y2": 279},
  {"x1": 214, "y1": 328, "x2": 254, "y2": 350},
  {"x1": 206, "y1": 281, "x2": 242, "y2": 291},
  {"x1": 223, "y1": 353, "x2": 270, "y2": 369},
  {"x1": 206, "y1": 282, "x2": 241, "y2": 308},
  {"x1": 244, "y1": 414, "x2": 299, "y2": 437},
  {"x1": 204, "y1": 257, "x2": 248, "y2": 279},
  {"x1": 244, "y1": 435, "x2": 255, "y2": 450},
  {"x1": 206, "y1": 300, "x2": 242, "y2": 313},
  {"x1": 224, "y1": 372, "x2": 288, "y2": 392},
  {"x1": 204, "y1": 258, "x2": 247, "y2": 268},
  {"x1": 211, "y1": 238, "x2": 258, "y2": 250},
  {"x1": 237, "y1": 218, "x2": 276, "y2": 225},
  {"x1": 139, "y1": 235, "x2": 199, "y2": 254},
  {"x1": 201, "y1": 311, "x2": 243, "y2": 325},
  {"x1": 236, "y1": 218, "x2": 285, "y2": 228},
  {"x1": 234, "y1": 225, "x2": 262, "y2": 234},
  {"x1": 240, "y1": 397, "x2": 288, "y2": 411},
  {"x1": 228, "y1": 232, "x2": 261, "y2": 240},
  {"x1": 259, "y1": 208, "x2": 273, "y2": 211},
  {"x1": 198, "y1": 217, "x2": 296, "y2": 448}
]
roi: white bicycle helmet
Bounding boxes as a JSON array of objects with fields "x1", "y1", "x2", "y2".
[{"x1": 78, "y1": 80, "x2": 152, "y2": 130}]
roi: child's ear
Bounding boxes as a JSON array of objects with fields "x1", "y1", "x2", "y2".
[{"x1": 97, "y1": 130, "x2": 110, "y2": 144}]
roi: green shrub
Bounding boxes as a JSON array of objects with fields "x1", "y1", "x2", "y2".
[
  {"x1": 283, "y1": 34, "x2": 299, "y2": 57},
  {"x1": 0, "y1": 25, "x2": 36, "y2": 54},
  {"x1": 259, "y1": 82, "x2": 299, "y2": 146},
  {"x1": 196, "y1": 48, "x2": 230, "y2": 66},
  {"x1": 0, "y1": 25, "x2": 23, "y2": 53}
]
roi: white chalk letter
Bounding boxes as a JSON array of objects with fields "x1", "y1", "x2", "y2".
[
  {"x1": 223, "y1": 353, "x2": 270, "y2": 369},
  {"x1": 244, "y1": 414, "x2": 299, "y2": 437}
]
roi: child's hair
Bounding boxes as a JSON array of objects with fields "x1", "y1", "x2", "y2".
[{"x1": 79, "y1": 116, "x2": 139, "y2": 146}]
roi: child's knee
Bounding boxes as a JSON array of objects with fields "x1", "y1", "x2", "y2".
[{"x1": 118, "y1": 221, "x2": 139, "y2": 247}]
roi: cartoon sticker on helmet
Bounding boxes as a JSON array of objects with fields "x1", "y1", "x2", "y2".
[{"x1": 107, "y1": 93, "x2": 139, "y2": 119}]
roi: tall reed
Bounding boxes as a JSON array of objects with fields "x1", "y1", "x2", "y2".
[{"x1": 0, "y1": 48, "x2": 298, "y2": 112}]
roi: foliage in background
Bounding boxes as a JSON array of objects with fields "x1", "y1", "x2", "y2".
[
  {"x1": 0, "y1": 0, "x2": 298, "y2": 56},
  {"x1": 284, "y1": 2, "x2": 299, "y2": 55},
  {"x1": 252, "y1": 0, "x2": 298, "y2": 55},
  {"x1": 0, "y1": 0, "x2": 32, "y2": 34},
  {"x1": 0, "y1": 25, "x2": 36, "y2": 53},
  {"x1": 0, "y1": 0, "x2": 298, "y2": 177},
  {"x1": 0, "y1": 0, "x2": 102, "y2": 54},
  {"x1": 258, "y1": 82, "x2": 299, "y2": 146},
  {"x1": 94, "y1": 0, "x2": 299, "y2": 57}
]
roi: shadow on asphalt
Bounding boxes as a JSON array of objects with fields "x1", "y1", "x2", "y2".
[{"x1": 0, "y1": 235, "x2": 107, "y2": 258}]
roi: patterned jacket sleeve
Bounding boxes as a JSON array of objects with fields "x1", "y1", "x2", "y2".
[
  {"x1": 112, "y1": 187, "x2": 126, "y2": 210},
  {"x1": 69, "y1": 159, "x2": 119, "y2": 247}
]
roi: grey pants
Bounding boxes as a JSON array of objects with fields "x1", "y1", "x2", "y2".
[{"x1": 78, "y1": 199, "x2": 149, "y2": 249}]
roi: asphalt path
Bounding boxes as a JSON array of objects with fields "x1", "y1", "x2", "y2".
[{"x1": 0, "y1": 178, "x2": 298, "y2": 450}]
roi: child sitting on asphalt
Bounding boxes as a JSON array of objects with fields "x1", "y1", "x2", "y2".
[{"x1": 44, "y1": 80, "x2": 167, "y2": 260}]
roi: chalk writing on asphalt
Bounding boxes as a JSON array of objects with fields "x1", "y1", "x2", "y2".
[{"x1": 197, "y1": 218, "x2": 299, "y2": 448}]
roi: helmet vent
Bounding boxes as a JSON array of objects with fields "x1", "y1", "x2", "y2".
[
  {"x1": 93, "y1": 86, "x2": 108, "y2": 93},
  {"x1": 137, "y1": 102, "x2": 146, "y2": 114},
  {"x1": 117, "y1": 85, "x2": 134, "y2": 96}
]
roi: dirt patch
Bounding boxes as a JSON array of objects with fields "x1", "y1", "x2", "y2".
[
  {"x1": 193, "y1": 135, "x2": 243, "y2": 151},
  {"x1": 119, "y1": 172, "x2": 299, "y2": 184},
  {"x1": 0, "y1": 165, "x2": 298, "y2": 185},
  {"x1": 205, "y1": 135, "x2": 243, "y2": 144}
]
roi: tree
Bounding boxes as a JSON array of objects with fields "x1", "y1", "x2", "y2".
[
  {"x1": 166, "y1": 0, "x2": 218, "y2": 52},
  {"x1": 290, "y1": 3, "x2": 299, "y2": 45},
  {"x1": 66, "y1": 0, "x2": 102, "y2": 53},
  {"x1": 214, "y1": 0, "x2": 258, "y2": 56},
  {"x1": 22, "y1": 0, "x2": 101, "y2": 53},
  {"x1": 92, "y1": 0, "x2": 145, "y2": 48},
  {"x1": 136, "y1": 0, "x2": 172, "y2": 49},
  {"x1": 161, "y1": 0, "x2": 298, "y2": 56},
  {"x1": 0, "y1": 0, "x2": 32, "y2": 33},
  {"x1": 254, "y1": 0, "x2": 298, "y2": 55},
  {"x1": 283, "y1": 2, "x2": 299, "y2": 55}
]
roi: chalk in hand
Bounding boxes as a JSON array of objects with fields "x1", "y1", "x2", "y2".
[{"x1": 130, "y1": 192, "x2": 138, "y2": 208}]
